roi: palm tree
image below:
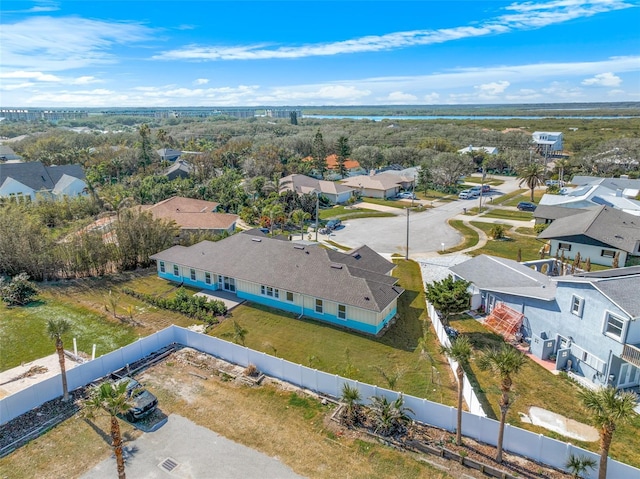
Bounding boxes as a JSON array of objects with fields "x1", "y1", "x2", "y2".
[
  {"x1": 340, "y1": 383, "x2": 362, "y2": 427},
  {"x1": 517, "y1": 163, "x2": 546, "y2": 202},
  {"x1": 290, "y1": 209, "x2": 311, "y2": 240},
  {"x1": 477, "y1": 344, "x2": 526, "y2": 463},
  {"x1": 440, "y1": 335, "x2": 472, "y2": 446},
  {"x1": 368, "y1": 394, "x2": 414, "y2": 437},
  {"x1": 578, "y1": 386, "x2": 637, "y2": 479},
  {"x1": 46, "y1": 318, "x2": 71, "y2": 402},
  {"x1": 565, "y1": 453, "x2": 597, "y2": 479},
  {"x1": 83, "y1": 381, "x2": 134, "y2": 479},
  {"x1": 264, "y1": 203, "x2": 284, "y2": 235}
]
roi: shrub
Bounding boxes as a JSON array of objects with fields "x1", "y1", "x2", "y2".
[
  {"x1": 533, "y1": 223, "x2": 549, "y2": 234},
  {"x1": 0, "y1": 273, "x2": 38, "y2": 306},
  {"x1": 489, "y1": 224, "x2": 506, "y2": 240}
]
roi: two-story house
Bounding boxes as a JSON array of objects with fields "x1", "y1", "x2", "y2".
[{"x1": 450, "y1": 255, "x2": 640, "y2": 390}]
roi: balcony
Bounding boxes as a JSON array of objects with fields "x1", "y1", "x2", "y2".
[{"x1": 622, "y1": 343, "x2": 640, "y2": 368}]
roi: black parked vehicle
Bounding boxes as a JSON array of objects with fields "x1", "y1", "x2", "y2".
[
  {"x1": 115, "y1": 377, "x2": 158, "y2": 421},
  {"x1": 326, "y1": 219, "x2": 342, "y2": 230},
  {"x1": 517, "y1": 201, "x2": 537, "y2": 212}
]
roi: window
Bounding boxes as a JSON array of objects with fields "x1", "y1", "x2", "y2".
[
  {"x1": 261, "y1": 285, "x2": 265, "y2": 295},
  {"x1": 604, "y1": 312, "x2": 626, "y2": 340},
  {"x1": 190, "y1": 269, "x2": 196, "y2": 281},
  {"x1": 173, "y1": 265, "x2": 179, "y2": 276},
  {"x1": 315, "y1": 299, "x2": 323, "y2": 313},
  {"x1": 338, "y1": 304, "x2": 346, "y2": 320},
  {"x1": 159, "y1": 261, "x2": 165, "y2": 273},
  {"x1": 205, "y1": 272, "x2": 211, "y2": 284},
  {"x1": 570, "y1": 295, "x2": 584, "y2": 317},
  {"x1": 558, "y1": 242, "x2": 572, "y2": 251},
  {"x1": 601, "y1": 249, "x2": 616, "y2": 258},
  {"x1": 261, "y1": 286, "x2": 279, "y2": 298},
  {"x1": 286, "y1": 291, "x2": 294, "y2": 302}
]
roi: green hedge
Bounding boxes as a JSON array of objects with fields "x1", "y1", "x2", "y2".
[{"x1": 121, "y1": 286, "x2": 226, "y2": 324}]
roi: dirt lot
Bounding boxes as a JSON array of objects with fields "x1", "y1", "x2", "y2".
[{"x1": 1, "y1": 347, "x2": 576, "y2": 479}]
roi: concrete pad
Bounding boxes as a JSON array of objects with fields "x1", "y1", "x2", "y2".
[
  {"x1": 519, "y1": 406, "x2": 598, "y2": 442},
  {"x1": 0, "y1": 353, "x2": 83, "y2": 397},
  {"x1": 194, "y1": 290, "x2": 245, "y2": 311},
  {"x1": 82, "y1": 414, "x2": 304, "y2": 479}
]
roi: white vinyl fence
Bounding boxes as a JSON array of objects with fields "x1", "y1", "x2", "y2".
[
  {"x1": 426, "y1": 301, "x2": 486, "y2": 417},
  {"x1": 1, "y1": 325, "x2": 637, "y2": 479}
]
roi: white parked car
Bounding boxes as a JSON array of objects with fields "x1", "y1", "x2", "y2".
[{"x1": 458, "y1": 189, "x2": 479, "y2": 199}]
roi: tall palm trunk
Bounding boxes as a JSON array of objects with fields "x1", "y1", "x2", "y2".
[
  {"x1": 598, "y1": 427, "x2": 613, "y2": 479},
  {"x1": 56, "y1": 338, "x2": 69, "y2": 401},
  {"x1": 111, "y1": 415, "x2": 127, "y2": 479},
  {"x1": 455, "y1": 365, "x2": 464, "y2": 446},
  {"x1": 496, "y1": 380, "x2": 512, "y2": 463}
]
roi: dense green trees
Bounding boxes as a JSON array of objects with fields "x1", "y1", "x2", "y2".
[{"x1": 425, "y1": 275, "x2": 471, "y2": 326}]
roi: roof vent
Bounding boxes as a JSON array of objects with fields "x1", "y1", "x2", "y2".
[
  {"x1": 252, "y1": 238, "x2": 262, "y2": 242},
  {"x1": 159, "y1": 458, "x2": 179, "y2": 472},
  {"x1": 364, "y1": 296, "x2": 370, "y2": 301},
  {"x1": 294, "y1": 245, "x2": 305, "y2": 250},
  {"x1": 330, "y1": 263, "x2": 343, "y2": 269},
  {"x1": 351, "y1": 253, "x2": 361, "y2": 259}
]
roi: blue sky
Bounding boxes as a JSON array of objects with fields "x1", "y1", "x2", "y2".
[{"x1": 1, "y1": 0, "x2": 639, "y2": 107}]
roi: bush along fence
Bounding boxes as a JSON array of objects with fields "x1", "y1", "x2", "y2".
[
  {"x1": 426, "y1": 301, "x2": 486, "y2": 417},
  {"x1": 1, "y1": 326, "x2": 638, "y2": 478},
  {"x1": 121, "y1": 286, "x2": 226, "y2": 324}
]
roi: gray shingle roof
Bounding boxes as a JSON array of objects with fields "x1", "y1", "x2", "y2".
[
  {"x1": 150, "y1": 234, "x2": 403, "y2": 312},
  {"x1": 558, "y1": 266, "x2": 640, "y2": 318},
  {"x1": 0, "y1": 162, "x2": 85, "y2": 193},
  {"x1": 538, "y1": 205, "x2": 640, "y2": 253},
  {"x1": 450, "y1": 255, "x2": 556, "y2": 300},
  {"x1": 533, "y1": 205, "x2": 589, "y2": 221}
]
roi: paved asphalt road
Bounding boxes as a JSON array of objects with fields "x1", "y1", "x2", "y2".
[{"x1": 328, "y1": 175, "x2": 524, "y2": 257}]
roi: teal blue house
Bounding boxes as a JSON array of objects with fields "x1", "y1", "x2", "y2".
[{"x1": 150, "y1": 231, "x2": 404, "y2": 335}]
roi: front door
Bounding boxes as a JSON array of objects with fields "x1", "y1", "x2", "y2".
[
  {"x1": 619, "y1": 363, "x2": 639, "y2": 389},
  {"x1": 222, "y1": 276, "x2": 236, "y2": 293}
]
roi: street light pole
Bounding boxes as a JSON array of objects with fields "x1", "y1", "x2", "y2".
[{"x1": 315, "y1": 192, "x2": 319, "y2": 242}]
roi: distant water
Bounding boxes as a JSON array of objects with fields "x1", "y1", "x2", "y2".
[{"x1": 303, "y1": 114, "x2": 637, "y2": 121}]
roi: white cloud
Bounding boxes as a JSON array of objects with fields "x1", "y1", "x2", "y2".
[
  {"x1": 423, "y1": 92, "x2": 440, "y2": 103},
  {"x1": 476, "y1": 81, "x2": 510, "y2": 95},
  {"x1": 581, "y1": 72, "x2": 622, "y2": 86},
  {"x1": 153, "y1": 1, "x2": 634, "y2": 61},
  {"x1": 71, "y1": 76, "x2": 101, "y2": 85},
  {"x1": 384, "y1": 91, "x2": 418, "y2": 103},
  {"x1": 0, "y1": 16, "x2": 155, "y2": 71},
  {"x1": 0, "y1": 82, "x2": 35, "y2": 91},
  {"x1": 0, "y1": 70, "x2": 61, "y2": 82},
  {"x1": 194, "y1": 78, "x2": 209, "y2": 85}
]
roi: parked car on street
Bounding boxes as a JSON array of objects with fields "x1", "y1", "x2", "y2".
[
  {"x1": 459, "y1": 189, "x2": 479, "y2": 199},
  {"x1": 396, "y1": 191, "x2": 417, "y2": 199},
  {"x1": 517, "y1": 201, "x2": 537, "y2": 212},
  {"x1": 114, "y1": 377, "x2": 158, "y2": 421},
  {"x1": 326, "y1": 219, "x2": 342, "y2": 230}
]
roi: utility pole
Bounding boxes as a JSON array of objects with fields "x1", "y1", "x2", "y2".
[
  {"x1": 405, "y1": 207, "x2": 410, "y2": 260},
  {"x1": 315, "y1": 192, "x2": 319, "y2": 242}
]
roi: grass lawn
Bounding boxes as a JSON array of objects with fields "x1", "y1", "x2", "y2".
[
  {"x1": 500, "y1": 189, "x2": 545, "y2": 207},
  {"x1": 469, "y1": 222, "x2": 544, "y2": 261},
  {"x1": 439, "y1": 220, "x2": 479, "y2": 254},
  {"x1": 449, "y1": 314, "x2": 640, "y2": 467},
  {"x1": 318, "y1": 205, "x2": 395, "y2": 220},
  {"x1": 491, "y1": 189, "x2": 528, "y2": 206},
  {"x1": 417, "y1": 189, "x2": 457, "y2": 202},
  {"x1": 0, "y1": 298, "x2": 138, "y2": 371},
  {"x1": 210, "y1": 260, "x2": 457, "y2": 404},
  {"x1": 514, "y1": 227, "x2": 536, "y2": 236},
  {"x1": 463, "y1": 177, "x2": 505, "y2": 186},
  {"x1": 481, "y1": 208, "x2": 534, "y2": 221}
]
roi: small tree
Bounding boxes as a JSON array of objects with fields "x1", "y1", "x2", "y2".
[
  {"x1": 290, "y1": 209, "x2": 311, "y2": 240},
  {"x1": 612, "y1": 251, "x2": 620, "y2": 268},
  {"x1": 47, "y1": 318, "x2": 71, "y2": 401},
  {"x1": 578, "y1": 387, "x2": 637, "y2": 479},
  {"x1": 489, "y1": 224, "x2": 506, "y2": 240},
  {"x1": 0, "y1": 273, "x2": 38, "y2": 306},
  {"x1": 425, "y1": 275, "x2": 471, "y2": 326},
  {"x1": 516, "y1": 248, "x2": 522, "y2": 263},
  {"x1": 223, "y1": 320, "x2": 248, "y2": 346},
  {"x1": 340, "y1": 383, "x2": 362, "y2": 427},
  {"x1": 83, "y1": 381, "x2": 134, "y2": 479},
  {"x1": 565, "y1": 453, "x2": 597, "y2": 479},
  {"x1": 368, "y1": 394, "x2": 414, "y2": 437},
  {"x1": 477, "y1": 344, "x2": 526, "y2": 463},
  {"x1": 585, "y1": 257, "x2": 592, "y2": 272},
  {"x1": 440, "y1": 335, "x2": 472, "y2": 446}
]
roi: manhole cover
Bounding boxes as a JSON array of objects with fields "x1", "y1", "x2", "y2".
[{"x1": 159, "y1": 457, "x2": 179, "y2": 472}]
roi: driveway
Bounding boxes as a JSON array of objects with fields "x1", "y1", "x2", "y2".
[
  {"x1": 82, "y1": 414, "x2": 304, "y2": 479},
  {"x1": 329, "y1": 175, "x2": 524, "y2": 257}
]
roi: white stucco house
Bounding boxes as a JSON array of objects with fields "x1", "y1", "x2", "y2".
[{"x1": 0, "y1": 161, "x2": 88, "y2": 203}]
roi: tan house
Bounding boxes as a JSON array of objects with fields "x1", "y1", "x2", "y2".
[
  {"x1": 340, "y1": 172, "x2": 405, "y2": 199},
  {"x1": 142, "y1": 196, "x2": 238, "y2": 237}
]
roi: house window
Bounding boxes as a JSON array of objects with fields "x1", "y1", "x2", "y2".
[
  {"x1": 190, "y1": 269, "x2": 196, "y2": 281},
  {"x1": 205, "y1": 272, "x2": 211, "y2": 284},
  {"x1": 570, "y1": 295, "x2": 584, "y2": 317},
  {"x1": 261, "y1": 286, "x2": 279, "y2": 298},
  {"x1": 286, "y1": 291, "x2": 294, "y2": 302},
  {"x1": 558, "y1": 242, "x2": 572, "y2": 251},
  {"x1": 173, "y1": 265, "x2": 179, "y2": 276},
  {"x1": 159, "y1": 261, "x2": 165, "y2": 273},
  {"x1": 604, "y1": 312, "x2": 626, "y2": 340},
  {"x1": 261, "y1": 285, "x2": 265, "y2": 295},
  {"x1": 315, "y1": 299, "x2": 323, "y2": 313},
  {"x1": 601, "y1": 249, "x2": 616, "y2": 258},
  {"x1": 338, "y1": 304, "x2": 346, "y2": 320}
]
